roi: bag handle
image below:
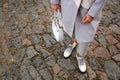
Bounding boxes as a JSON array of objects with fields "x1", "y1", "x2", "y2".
[{"x1": 53, "y1": 11, "x2": 63, "y2": 28}]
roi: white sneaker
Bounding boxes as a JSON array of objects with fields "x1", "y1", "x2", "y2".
[
  {"x1": 76, "y1": 54, "x2": 86, "y2": 72},
  {"x1": 63, "y1": 41, "x2": 77, "y2": 58}
]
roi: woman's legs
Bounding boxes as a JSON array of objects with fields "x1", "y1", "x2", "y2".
[
  {"x1": 76, "y1": 42, "x2": 90, "y2": 72},
  {"x1": 77, "y1": 42, "x2": 90, "y2": 57}
]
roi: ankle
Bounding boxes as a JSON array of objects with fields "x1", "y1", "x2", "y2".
[
  {"x1": 77, "y1": 53, "x2": 82, "y2": 57},
  {"x1": 69, "y1": 41, "x2": 75, "y2": 44}
]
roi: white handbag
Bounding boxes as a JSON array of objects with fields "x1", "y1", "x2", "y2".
[{"x1": 52, "y1": 11, "x2": 64, "y2": 41}]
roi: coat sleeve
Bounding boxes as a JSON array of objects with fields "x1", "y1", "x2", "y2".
[
  {"x1": 50, "y1": 0, "x2": 60, "y2": 4},
  {"x1": 88, "y1": 0, "x2": 106, "y2": 17}
]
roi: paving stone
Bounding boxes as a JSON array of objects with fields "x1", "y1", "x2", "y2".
[
  {"x1": 35, "y1": 76, "x2": 42, "y2": 80},
  {"x1": 9, "y1": 64, "x2": 21, "y2": 80},
  {"x1": 96, "y1": 71, "x2": 108, "y2": 80},
  {"x1": 1, "y1": 75, "x2": 11, "y2": 80},
  {"x1": 117, "y1": 20, "x2": 120, "y2": 27},
  {"x1": 21, "y1": 11, "x2": 28, "y2": 19},
  {"x1": 22, "y1": 38, "x2": 32, "y2": 46},
  {"x1": 45, "y1": 55, "x2": 56, "y2": 67},
  {"x1": 0, "y1": 65, "x2": 8, "y2": 76},
  {"x1": 89, "y1": 58, "x2": 101, "y2": 70},
  {"x1": 108, "y1": 45, "x2": 119, "y2": 55},
  {"x1": 18, "y1": 22, "x2": 27, "y2": 31},
  {"x1": 5, "y1": 53, "x2": 13, "y2": 64},
  {"x1": 16, "y1": 48, "x2": 25, "y2": 63},
  {"x1": 42, "y1": 0, "x2": 50, "y2": 7},
  {"x1": 39, "y1": 68, "x2": 52, "y2": 80},
  {"x1": 32, "y1": 25, "x2": 44, "y2": 34},
  {"x1": 26, "y1": 46, "x2": 36, "y2": 59},
  {"x1": 0, "y1": 51, "x2": 3, "y2": 61},
  {"x1": 34, "y1": 0, "x2": 42, "y2": 4},
  {"x1": 105, "y1": 35, "x2": 118, "y2": 45},
  {"x1": 104, "y1": 60, "x2": 120, "y2": 80},
  {"x1": 26, "y1": 0, "x2": 33, "y2": 4},
  {"x1": 9, "y1": 17, "x2": 16, "y2": 25},
  {"x1": 101, "y1": 17, "x2": 111, "y2": 26},
  {"x1": 97, "y1": 34, "x2": 107, "y2": 48},
  {"x1": 20, "y1": 67, "x2": 32, "y2": 80},
  {"x1": 90, "y1": 39, "x2": 99, "y2": 49},
  {"x1": 12, "y1": 37, "x2": 22, "y2": 49},
  {"x1": 30, "y1": 34, "x2": 40, "y2": 44},
  {"x1": 26, "y1": 5, "x2": 36, "y2": 13},
  {"x1": 113, "y1": 33, "x2": 120, "y2": 41},
  {"x1": 74, "y1": 73, "x2": 86, "y2": 80},
  {"x1": 46, "y1": 25, "x2": 52, "y2": 33},
  {"x1": 116, "y1": 43, "x2": 120, "y2": 49},
  {"x1": 53, "y1": 74, "x2": 59, "y2": 80},
  {"x1": 37, "y1": 4, "x2": 45, "y2": 13},
  {"x1": 35, "y1": 44, "x2": 50, "y2": 58},
  {"x1": 52, "y1": 43, "x2": 65, "y2": 59},
  {"x1": 86, "y1": 48, "x2": 94, "y2": 58},
  {"x1": 43, "y1": 34, "x2": 56, "y2": 48},
  {"x1": 24, "y1": 27, "x2": 33, "y2": 35},
  {"x1": 94, "y1": 47, "x2": 111, "y2": 60},
  {"x1": 112, "y1": 54, "x2": 120, "y2": 62},
  {"x1": 58, "y1": 59, "x2": 75, "y2": 70},
  {"x1": 4, "y1": 23, "x2": 11, "y2": 32},
  {"x1": 20, "y1": 65, "x2": 27, "y2": 72},
  {"x1": 33, "y1": 57, "x2": 46, "y2": 69},
  {"x1": 109, "y1": 24, "x2": 120, "y2": 35},
  {"x1": 29, "y1": 13, "x2": 38, "y2": 23},
  {"x1": 98, "y1": 26, "x2": 112, "y2": 35},
  {"x1": 0, "y1": 29, "x2": 2, "y2": 37},
  {"x1": 23, "y1": 58, "x2": 32, "y2": 67},
  {"x1": 27, "y1": 66, "x2": 39, "y2": 79},
  {"x1": 52, "y1": 64, "x2": 62, "y2": 74},
  {"x1": 87, "y1": 65, "x2": 97, "y2": 80}
]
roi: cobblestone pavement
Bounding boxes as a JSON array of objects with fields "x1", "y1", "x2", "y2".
[{"x1": 0, "y1": 0, "x2": 120, "y2": 80}]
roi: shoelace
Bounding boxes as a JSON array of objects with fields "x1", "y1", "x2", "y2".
[
  {"x1": 79, "y1": 58, "x2": 84, "y2": 65},
  {"x1": 66, "y1": 45, "x2": 73, "y2": 52}
]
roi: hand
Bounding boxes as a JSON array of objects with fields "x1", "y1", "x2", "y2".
[
  {"x1": 82, "y1": 14, "x2": 94, "y2": 24},
  {"x1": 51, "y1": 4, "x2": 61, "y2": 12}
]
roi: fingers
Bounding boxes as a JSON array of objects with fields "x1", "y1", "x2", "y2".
[
  {"x1": 82, "y1": 14, "x2": 94, "y2": 24},
  {"x1": 82, "y1": 15, "x2": 87, "y2": 24},
  {"x1": 51, "y1": 4, "x2": 61, "y2": 12}
]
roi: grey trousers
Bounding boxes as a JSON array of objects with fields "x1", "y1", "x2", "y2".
[{"x1": 71, "y1": 25, "x2": 90, "y2": 57}]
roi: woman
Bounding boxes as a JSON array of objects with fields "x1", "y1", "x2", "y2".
[{"x1": 50, "y1": 0, "x2": 106, "y2": 72}]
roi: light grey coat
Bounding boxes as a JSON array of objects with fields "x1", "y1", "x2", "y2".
[{"x1": 51, "y1": 0, "x2": 106, "y2": 43}]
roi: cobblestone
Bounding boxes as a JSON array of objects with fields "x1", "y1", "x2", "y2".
[
  {"x1": 52, "y1": 64, "x2": 62, "y2": 74},
  {"x1": 35, "y1": 44, "x2": 50, "y2": 58},
  {"x1": 29, "y1": 34, "x2": 40, "y2": 44},
  {"x1": 89, "y1": 58, "x2": 101, "y2": 70},
  {"x1": 45, "y1": 55, "x2": 56, "y2": 67},
  {"x1": 26, "y1": 46, "x2": 36, "y2": 59},
  {"x1": 12, "y1": 37, "x2": 22, "y2": 49},
  {"x1": 109, "y1": 24, "x2": 120, "y2": 35},
  {"x1": 39, "y1": 68, "x2": 52, "y2": 80},
  {"x1": 32, "y1": 56, "x2": 46, "y2": 69},
  {"x1": 27, "y1": 65, "x2": 39, "y2": 79},
  {"x1": 108, "y1": 45, "x2": 119, "y2": 55},
  {"x1": 43, "y1": 34, "x2": 56, "y2": 48},
  {"x1": 96, "y1": 34, "x2": 107, "y2": 48},
  {"x1": 58, "y1": 59, "x2": 75, "y2": 70},
  {"x1": 87, "y1": 64, "x2": 97, "y2": 80},
  {"x1": 94, "y1": 47, "x2": 111, "y2": 60},
  {"x1": 105, "y1": 35, "x2": 119, "y2": 45},
  {"x1": 0, "y1": 0, "x2": 120, "y2": 80},
  {"x1": 104, "y1": 60, "x2": 120, "y2": 80},
  {"x1": 112, "y1": 54, "x2": 120, "y2": 62}
]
